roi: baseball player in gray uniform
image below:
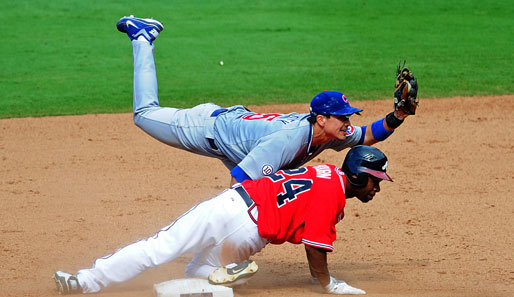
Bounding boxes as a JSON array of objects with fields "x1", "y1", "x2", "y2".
[{"x1": 117, "y1": 16, "x2": 411, "y2": 185}]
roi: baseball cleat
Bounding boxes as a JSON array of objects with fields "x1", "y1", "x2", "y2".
[
  {"x1": 208, "y1": 260, "x2": 258, "y2": 286},
  {"x1": 53, "y1": 271, "x2": 82, "y2": 295},
  {"x1": 116, "y1": 15, "x2": 164, "y2": 44}
]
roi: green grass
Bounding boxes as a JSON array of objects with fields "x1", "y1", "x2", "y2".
[{"x1": 1, "y1": 0, "x2": 512, "y2": 118}]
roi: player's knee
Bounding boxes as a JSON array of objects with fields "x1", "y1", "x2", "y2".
[
  {"x1": 133, "y1": 106, "x2": 153, "y2": 123},
  {"x1": 185, "y1": 262, "x2": 216, "y2": 279},
  {"x1": 133, "y1": 114, "x2": 144, "y2": 127}
]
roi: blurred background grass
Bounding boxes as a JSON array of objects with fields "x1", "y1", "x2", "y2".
[{"x1": 0, "y1": 0, "x2": 512, "y2": 118}]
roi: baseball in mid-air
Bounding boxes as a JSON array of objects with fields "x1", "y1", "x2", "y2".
[{"x1": 220, "y1": 60, "x2": 224, "y2": 66}]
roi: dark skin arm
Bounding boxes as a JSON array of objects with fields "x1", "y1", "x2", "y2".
[{"x1": 305, "y1": 245, "x2": 331, "y2": 288}]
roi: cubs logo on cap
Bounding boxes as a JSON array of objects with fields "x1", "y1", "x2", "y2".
[{"x1": 310, "y1": 91, "x2": 363, "y2": 116}]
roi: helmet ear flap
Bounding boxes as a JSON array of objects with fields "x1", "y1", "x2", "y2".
[{"x1": 347, "y1": 172, "x2": 368, "y2": 188}]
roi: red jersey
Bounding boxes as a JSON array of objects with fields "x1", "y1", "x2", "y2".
[{"x1": 241, "y1": 164, "x2": 347, "y2": 252}]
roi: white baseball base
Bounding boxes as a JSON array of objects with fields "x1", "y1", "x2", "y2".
[{"x1": 154, "y1": 278, "x2": 234, "y2": 297}]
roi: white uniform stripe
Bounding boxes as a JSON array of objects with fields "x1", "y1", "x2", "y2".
[{"x1": 302, "y1": 239, "x2": 334, "y2": 251}]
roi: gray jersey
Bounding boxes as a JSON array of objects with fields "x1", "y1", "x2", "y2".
[
  {"x1": 213, "y1": 106, "x2": 362, "y2": 180},
  {"x1": 131, "y1": 40, "x2": 362, "y2": 181}
]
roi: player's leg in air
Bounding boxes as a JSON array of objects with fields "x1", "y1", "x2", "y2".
[{"x1": 116, "y1": 16, "x2": 223, "y2": 157}]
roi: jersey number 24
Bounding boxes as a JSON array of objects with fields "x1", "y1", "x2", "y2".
[{"x1": 268, "y1": 168, "x2": 313, "y2": 208}]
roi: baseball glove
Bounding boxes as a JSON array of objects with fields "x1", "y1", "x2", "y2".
[{"x1": 394, "y1": 61, "x2": 419, "y2": 115}]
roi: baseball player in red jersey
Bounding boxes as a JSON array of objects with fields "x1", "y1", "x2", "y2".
[
  {"x1": 53, "y1": 145, "x2": 391, "y2": 295},
  {"x1": 243, "y1": 165, "x2": 347, "y2": 249}
]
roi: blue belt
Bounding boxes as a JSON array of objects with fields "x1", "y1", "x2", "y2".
[
  {"x1": 233, "y1": 186, "x2": 254, "y2": 208},
  {"x1": 210, "y1": 108, "x2": 228, "y2": 117}
]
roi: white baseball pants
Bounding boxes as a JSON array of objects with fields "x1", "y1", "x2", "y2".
[{"x1": 75, "y1": 189, "x2": 267, "y2": 293}]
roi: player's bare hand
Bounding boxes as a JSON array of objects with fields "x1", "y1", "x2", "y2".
[{"x1": 325, "y1": 276, "x2": 366, "y2": 295}]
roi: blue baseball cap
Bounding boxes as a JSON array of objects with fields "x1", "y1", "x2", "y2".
[{"x1": 310, "y1": 91, "x2": 363, "y2": 116}]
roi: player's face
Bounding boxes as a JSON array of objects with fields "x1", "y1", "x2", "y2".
[
  {"x1": 322, "y1": 115, "x2": 351, "y2": 140},
  {"x1": 355, "y1": 176, "x2": 382, "y2": 203}
]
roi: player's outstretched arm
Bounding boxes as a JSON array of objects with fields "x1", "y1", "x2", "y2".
[
  {"x1": 360, "y1": 110, "x2": 406, "y2": 146},
  {"x1": 305, "y1": 245, "x2": 366, "y2": 295},
  {"x1": 305, "y1": 245, "x2": 331, "y2": 287}
]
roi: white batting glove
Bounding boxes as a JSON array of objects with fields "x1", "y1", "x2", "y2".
[{"x1": 325, "y1": 276, "x2": 366, "y2": 295}]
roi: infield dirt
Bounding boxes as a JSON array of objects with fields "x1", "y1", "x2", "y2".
[{"x1": 1, "y1": 95, "x2": 513, "y2": 297}]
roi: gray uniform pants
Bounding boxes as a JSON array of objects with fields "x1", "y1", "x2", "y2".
[{"x1": 132, "y1": 40, "x2": 226, "y2": 159}]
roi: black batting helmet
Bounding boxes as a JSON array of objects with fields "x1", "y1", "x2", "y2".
[{"x1": 341, "y1": 145, "x2": 392, "y2": 187}]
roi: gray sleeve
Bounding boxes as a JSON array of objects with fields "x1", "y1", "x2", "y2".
[{"x1": 236, "y1": 132, "x2": 305, "y2": 180}]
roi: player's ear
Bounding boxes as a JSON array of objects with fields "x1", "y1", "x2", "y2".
[{"x1": 316, "y1": 114, "x2": 328, "y2": 127}]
